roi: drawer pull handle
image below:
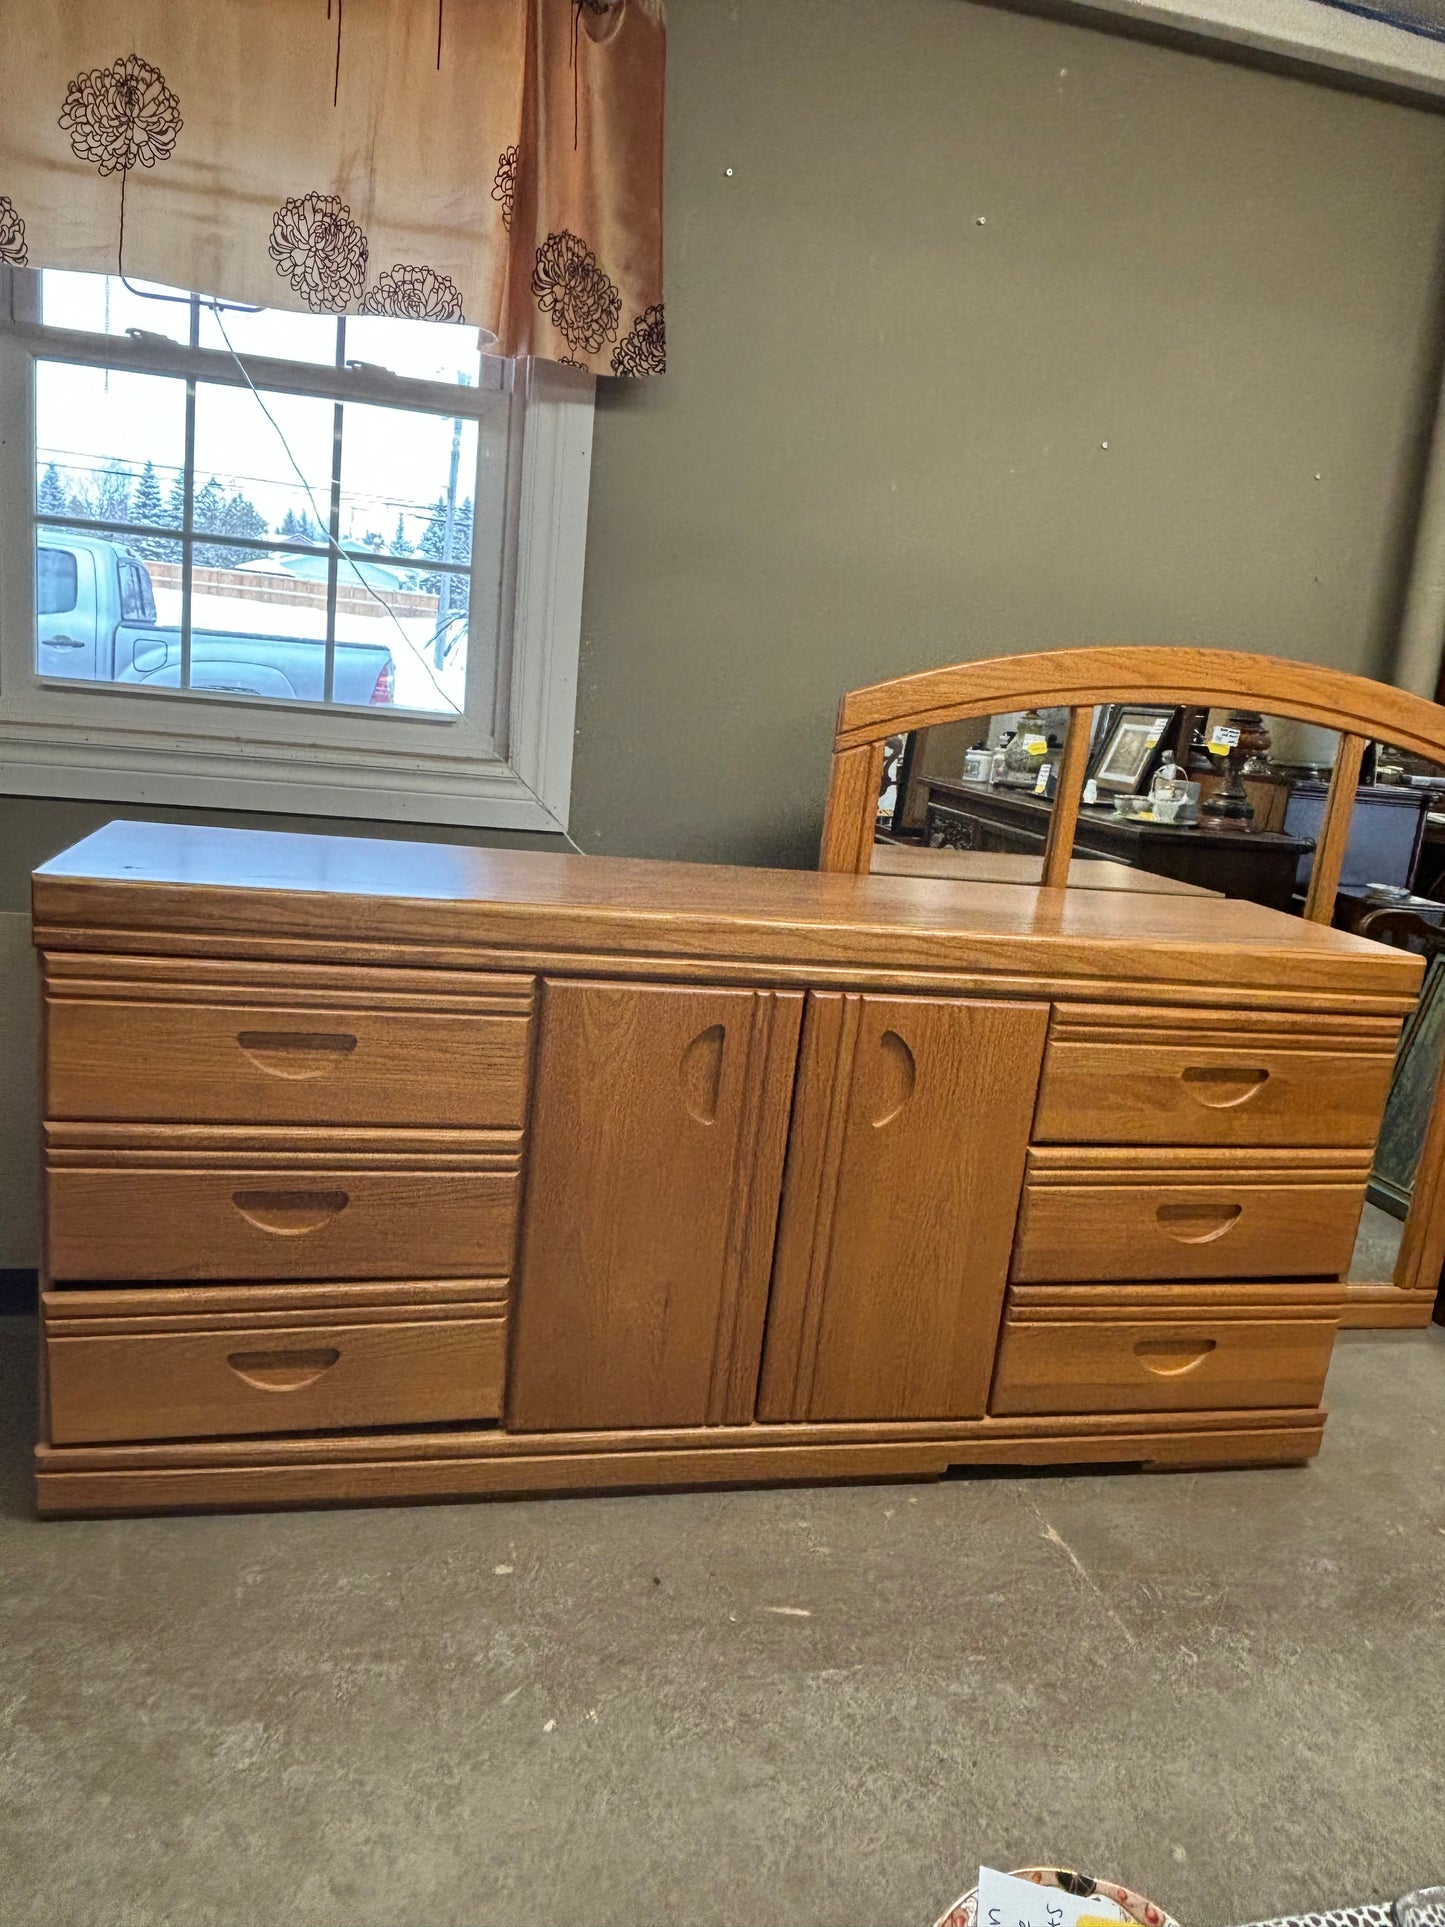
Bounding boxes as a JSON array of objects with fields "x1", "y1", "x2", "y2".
[
  {"x1": 237, "y1": 1030, "x2": 358, "y2": 1079},
  {"x1": 1156, "y1": 1200, "x2": 1241, "y2": 1243},
  {"x1": 226, "y1": 1346, "x2": 341, "y2": 1392},
  {"x1": 1134, "y1": 1336, "x2": 1217, "y2": 1377},
  {"x1": 1181, "y1": 1065, "x2": 1269, "y2": 1109},
  {"x1": 681, "y1": 1024, "x2": 725, "y2": 1123},
  {"x1": 870, "y1": 1030, "x2": 916, "y2": 1127},
  {"x1": 230, "y1": 1188, "x2": 349, "y2": 1235}
]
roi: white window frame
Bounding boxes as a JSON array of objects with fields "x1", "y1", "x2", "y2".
[
  {"x1": 0, "y1": 265, "x2": 592, "y2": 832},
  {"x1": 1065, "y1": 0, "x2": 1445, "y2": 102}
]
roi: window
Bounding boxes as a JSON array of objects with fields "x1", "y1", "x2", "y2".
[
  {"x1": 116, "y1": 557, "x2": 156, "y2": 627},
  {"x1": 36, "y1": 546, "x2": 76, "y2": 617},
  {"x1": 0, "y1": 267, "x2": 594, "y2": 829}
]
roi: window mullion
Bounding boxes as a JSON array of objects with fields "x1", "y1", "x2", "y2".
[
  {"x1": 175, "y1": 296, "x2": 202, "y2": 692},
  {"x1": 323, "y1": 403, "x2": 343, "y2": 706},
  {"x1": 180, "y1": 378, "x2": 196, "y2": 694}
]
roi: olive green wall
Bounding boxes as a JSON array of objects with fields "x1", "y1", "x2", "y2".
[
  {"x1": 5, "y1": 0, "x2": 1445, "y2": 1264},
  {"x1": 572, "y1": 0, "x2": 1445, "y2": 869}
]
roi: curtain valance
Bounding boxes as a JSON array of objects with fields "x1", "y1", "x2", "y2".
[{"x1": 0, "y1": 0, "x2": 666, "y2": 375}]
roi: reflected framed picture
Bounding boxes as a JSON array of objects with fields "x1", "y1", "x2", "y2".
[{"x1": 1088, "y1": 705, "x2": 1181, "y2": 795}]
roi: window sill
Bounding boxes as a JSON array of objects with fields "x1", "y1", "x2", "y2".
[{"x1": 0, "y1": 725, "x2": 566, "y2": 830}]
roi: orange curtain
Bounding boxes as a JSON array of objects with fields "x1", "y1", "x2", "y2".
[{"x1": 0, "y1": 0, "x2": 666, "y2": 375}]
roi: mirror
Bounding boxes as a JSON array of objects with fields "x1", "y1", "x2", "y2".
[
  {"x1": 867, "y1": 705, "x2": 1445, "y2": 1304},
  {"x1": 869, "y1": 710, "x2": 1078, "y2": 890}
]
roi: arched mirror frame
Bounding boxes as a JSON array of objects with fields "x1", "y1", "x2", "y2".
[{"x1": 818, "y1": 646, "x2": 1445, "y2": 1329}]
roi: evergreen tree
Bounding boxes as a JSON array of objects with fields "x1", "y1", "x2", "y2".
[
  {"x1": 38, "y1": 463, "x2": 69, "y2": 516},
  {"x1": 418, "y1": 492, "x2": 466, "y2": 591},
  {"x1": 193, "y1": 478, "x2": 228, "y2": 528},
  {"x1": 132, "y1": 461, "x2": 165, "y2": 525},
  {"x1": 192, "y1": 477, "x2": 230, "y2": 566},
  {"x1": 418, "y1": 493, "x2": 446, "y2": 568},
  {"x1": 449, "y1": 497, "x2": 473, "y2": 615},
  {"x1": 423, "y1": 494, "x2": 473, "y2": 619},
  {"x1": 130, "y1": 461, "x2": 168, "y2": 558},
  {"x1": 220, "y1": 492, "x2": 268, "y2": 543},
  {"x1": 280, "y1": 506, "x2": 321, "y2": 545},
  {"x1": 389, "y1": 514, "x2": 413, "y2": 557},
  {"x1": 165, "y1": 472, "x2": 187, "y2": 530},
  {"x1": 95, "y1": 460, "x2": 133, "y2": 526}
]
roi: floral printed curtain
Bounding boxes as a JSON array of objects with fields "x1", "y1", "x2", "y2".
[{"x1": 0, "y1": 0, "x2": 666, "y2": 375}]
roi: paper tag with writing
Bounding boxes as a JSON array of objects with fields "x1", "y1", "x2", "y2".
[
  {"x1": 1034, "y1": 762, "x2": 1053, "y2": 796},
  {"x1": 1024, "y1": 735, "x2": 1048, "y2": 756},
  {"x1": 975, "y1": 1868, "x2": 1129, "y2": 1927},
  {"x1": 1208, "y1": 725, "x2": 1241, "y2": 750}
]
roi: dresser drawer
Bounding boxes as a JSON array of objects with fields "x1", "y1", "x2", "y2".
[
  {"x1": 48, "y1": 1168, "x2": 519, "y2": 1282},
  {"x1": 46, "y1": 998, "x2": 532, "y2": 1129},
  {"x1": 1013, "y1": 1149, "x2": 1368, "y2": 1282},
  {"x1": 991, "y1": 1287, "x2": 1340, "y2": 1415},
  {"x1": 1034, "y1": 1040, "x2": 1394, "y2": 1148},
  {"x1": 46, "y1": 1303, "x2": 506, "y2": 1443}
]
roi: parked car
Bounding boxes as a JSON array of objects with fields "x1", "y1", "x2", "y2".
[{"x1": 36, "y1": 530, "x2": 396, "y2": 705}]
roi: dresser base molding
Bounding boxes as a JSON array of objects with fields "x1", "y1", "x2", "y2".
[
  {"x1": 34, "y1": 1409, "x2": 1326, "y2": 1516},
  {"x1": 1339, "y1": 1282, "x2": 1439, "y2": 1328}
]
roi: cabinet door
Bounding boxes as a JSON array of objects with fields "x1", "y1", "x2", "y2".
[
  {"x1": 758, "y1": 993, "x2": 1048, "y2": 1422},
  {"x1": 508, "y1": 980, "x2": 803, "y2": 1431}
]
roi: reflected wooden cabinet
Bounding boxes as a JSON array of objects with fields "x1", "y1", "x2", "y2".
[
  {"x1": 28, "y1": 822, "x2": 1422, "y2": 1518},
  {"x1": 922, "y1": 779, "x2": 1312, "y2": 911}
]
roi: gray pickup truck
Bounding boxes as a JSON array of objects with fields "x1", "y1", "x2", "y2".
[{"x1": 37, "y1": 529, "x2": 396, "y2": 705}]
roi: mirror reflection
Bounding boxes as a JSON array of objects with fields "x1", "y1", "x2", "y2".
[{"x1": 872, "y1": 709, "x2": 1445, "y2": 1296}]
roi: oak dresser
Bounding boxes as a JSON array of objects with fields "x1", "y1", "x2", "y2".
[{"x1": 31, "y1": 820, "x2": 1420, "y2": 1517}]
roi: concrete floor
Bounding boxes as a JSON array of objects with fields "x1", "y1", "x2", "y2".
[
  {"x1": 1, "y1": 1317, "x2": 1443, "y2": 1927},
  {"x1": 1350, "y1": 1201, "x2": 1406, "y2": 1285}
]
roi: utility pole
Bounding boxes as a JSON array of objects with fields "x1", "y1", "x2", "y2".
[{"x1": 436, "y1": 372, "x2": 469, "y2": 633}]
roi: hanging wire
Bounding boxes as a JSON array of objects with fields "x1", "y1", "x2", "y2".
[
  {"x1": 113, "y1": 156, "x2": 263, "y2": 314},
  {"x1": 209, "y1": 303, "x2": 463, "y2": 715},
  {"x1": 210, "y1": 304, "x2": 587, "y2": 847},
  {"x1": 104, "y1": 151, "x2": 467, "y2": 716},
  {"x1": 572, "y1": 1, "x2": 583, "y2": 151},
  {"x1": 329, "y1": 0, "x2": 344, "y2": 107}
]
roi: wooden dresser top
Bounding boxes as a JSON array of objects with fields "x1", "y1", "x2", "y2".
[{"x1": 33, "y1": 820, "x2": 1422, "y2": 1009}]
